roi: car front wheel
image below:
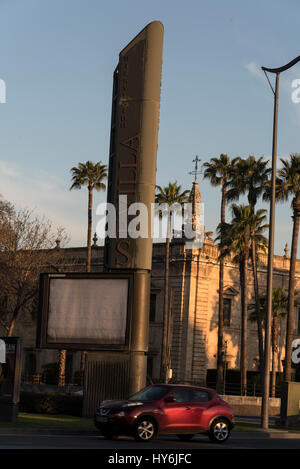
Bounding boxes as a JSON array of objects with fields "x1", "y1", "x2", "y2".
[
  {"x1": 133, "y1": 418, "x2": 157, "y2": 442},
  {"x1": 208, "y1": 418, "x2": 230, "y2": 443}
]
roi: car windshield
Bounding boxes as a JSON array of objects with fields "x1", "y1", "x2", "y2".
[{"x1": 129, "y1": 385, "x2": 169, "y2": 402}]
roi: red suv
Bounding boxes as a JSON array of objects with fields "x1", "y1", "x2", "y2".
[{"x1": 94, "y1": 384, "x2": 234, "y2": 443}]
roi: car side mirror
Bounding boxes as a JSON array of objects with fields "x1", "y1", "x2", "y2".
[{"x1": 165, "y1": 396, "x2": 176, "y2": 403}]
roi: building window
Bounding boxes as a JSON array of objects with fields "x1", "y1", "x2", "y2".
[
  {"x1": 223, "y1": 298, "x2": 231, "y2": 327},
  {"x1": 149, "y1": 293, "x2": 156, "y2": 322}
]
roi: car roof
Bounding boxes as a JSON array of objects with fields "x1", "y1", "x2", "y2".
[{"x1": 150, "y1": 383, "x2": 216, "y2": 393}]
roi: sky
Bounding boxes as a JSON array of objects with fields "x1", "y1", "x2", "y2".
[{"x1": 0, "y1": 0, "x2": 299, "y2": 254}]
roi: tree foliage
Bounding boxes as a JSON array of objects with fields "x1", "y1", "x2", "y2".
[{"x1": 0, "y1": 200, "x2": 69, "y2": 336}]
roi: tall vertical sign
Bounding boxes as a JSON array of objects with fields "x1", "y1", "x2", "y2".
[
  {"x1": 81, "y1": 23, "x2": 164, "y2": 410},
  {"x1": 105, "y1": 21, "x2": 164, "y2": 270}
]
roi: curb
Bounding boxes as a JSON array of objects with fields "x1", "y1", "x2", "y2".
[
  {"x1": 232, "y1": 431, "x2": 300, "y2": 439},
  {"x1": 0, "y1": 428, "x2": 99, "y2": 436}
]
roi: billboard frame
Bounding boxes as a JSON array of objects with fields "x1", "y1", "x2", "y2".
[{"x1": 36, "y1": 271, "x2": 135, "y2": 351}]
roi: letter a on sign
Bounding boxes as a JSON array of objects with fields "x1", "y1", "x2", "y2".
[{"x1": 0, "y1": 339, "x2": 6, "y2": 363}]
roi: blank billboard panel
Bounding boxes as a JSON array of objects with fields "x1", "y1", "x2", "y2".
[
  {"x1": 48, "y1": 278, "x2": 128, "y2": 344},
  {"x1": 37, "y1": 273, "x2": 133, "y2": 350}
]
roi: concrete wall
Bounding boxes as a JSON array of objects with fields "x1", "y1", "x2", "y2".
[{"x1": 221, "y1": 394, "x2": 281, "y2": 417}]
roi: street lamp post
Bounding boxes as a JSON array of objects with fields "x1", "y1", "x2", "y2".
[{"x1": 261, "y1": 56, "x2": 300, "y2": 430}]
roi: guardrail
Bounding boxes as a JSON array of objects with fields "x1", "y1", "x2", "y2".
[{"x1": 206, "y1": 381, "x2": 282, "y2": 398}]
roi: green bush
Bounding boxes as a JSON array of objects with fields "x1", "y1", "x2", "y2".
[{"x1": 20, "y1": 392, "x2": 83, "y2": 416}]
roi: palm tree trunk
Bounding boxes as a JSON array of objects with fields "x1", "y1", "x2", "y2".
[
  {"x1": 240, "y1": 246, "x2": 249, "y2": 396},
  {"x1": 284, "y1": 199, "x2": 300, "y2": 381},
  {"x1": 160, "y1": 215, "x2": 171, "y2": 383},
  {"x1": 58, "y1": 349, "x2": 67, "y2": 387},
  {"x1": 251, "y1": 239, "x2": 264, "y2": 372},
  {"x1": 216, "y1": 185, "x2": 226, "y2": 393},
  {"x1": 271, "y1": 316, "x2": 278, "y2": 397},
  {"x1": 87, "y1": 184, "x2": 93, "y2": 272}
]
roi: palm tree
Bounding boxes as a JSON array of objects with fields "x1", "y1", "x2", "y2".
[
  {"x1": 70, "y1": 161, "x2": 107, "y2": 272},
  {"x1": 216, "y1": 205, "x2": 268, "y2": 395},
  {"x1": 155, "y1": 182, "x2": 190, "y2": 383},
  {"x1": 270, "y1": 154, "x2": 300, "y2": 381},
  {"x1": 226, "y1": 156, "x2": 270, "y2": 207},
  {"x1": 202, "y1": 154, "x2": 239, "y2": 393},
  {"x1": 249, "y1": 288, "x2": 289, "y2": 397},
  {"x1": 226, "y1": 156, "x2": 270, "y2": 371}
]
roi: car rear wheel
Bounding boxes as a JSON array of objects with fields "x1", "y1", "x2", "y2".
[
  {"x1": 208, "y1": 418, "x2": 230, "y2": 443},
  {"x1": 133, "y1": 418, "x2": 156, "y2": 442},
  {"x1": 177, "y1": 434, "x2": 194, "y2": 441}
]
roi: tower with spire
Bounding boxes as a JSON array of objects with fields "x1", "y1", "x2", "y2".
[{"x1": 186, "y1": 156, "x2": 204, "y2": 246}]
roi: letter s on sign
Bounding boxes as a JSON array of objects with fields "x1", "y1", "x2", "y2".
[
  {"x1": 115, "y1": 240, "x2": 131, "y2": 266},
  {"x1": 292, "y1": 339, "x2": 300, "y2": 365}
]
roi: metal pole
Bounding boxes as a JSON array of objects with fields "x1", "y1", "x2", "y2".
[
  {"x1": 261, "y1": 72, "x2": 279, "y2": 429},
  {"x1": 260, "y1": 56, "x2": 300, "y2": 429}
]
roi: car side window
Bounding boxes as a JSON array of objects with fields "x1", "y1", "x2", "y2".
[
  {"x1": 190, "y1": 390, "x2": 211, "y2": 402},
  {"x1": 167, "y1": 389, "x2": 191, "y2": 403}
]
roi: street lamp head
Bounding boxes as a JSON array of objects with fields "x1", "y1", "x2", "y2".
[{"x1": 262, "y1": 55, "x2": 300, "y2": 73}]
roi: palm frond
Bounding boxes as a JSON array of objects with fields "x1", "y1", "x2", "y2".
[{"x1": 70, "y1": 160, "x2": 108, "y2": 191}]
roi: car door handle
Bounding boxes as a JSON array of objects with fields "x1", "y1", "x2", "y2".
[{"x1": 185, "y1": 407, "x2": 191, "y2": 410}]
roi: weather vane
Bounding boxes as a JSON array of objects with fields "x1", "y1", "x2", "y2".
[{"x1": 188, "y1": 155, "x2": 202, "y2": 182}]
